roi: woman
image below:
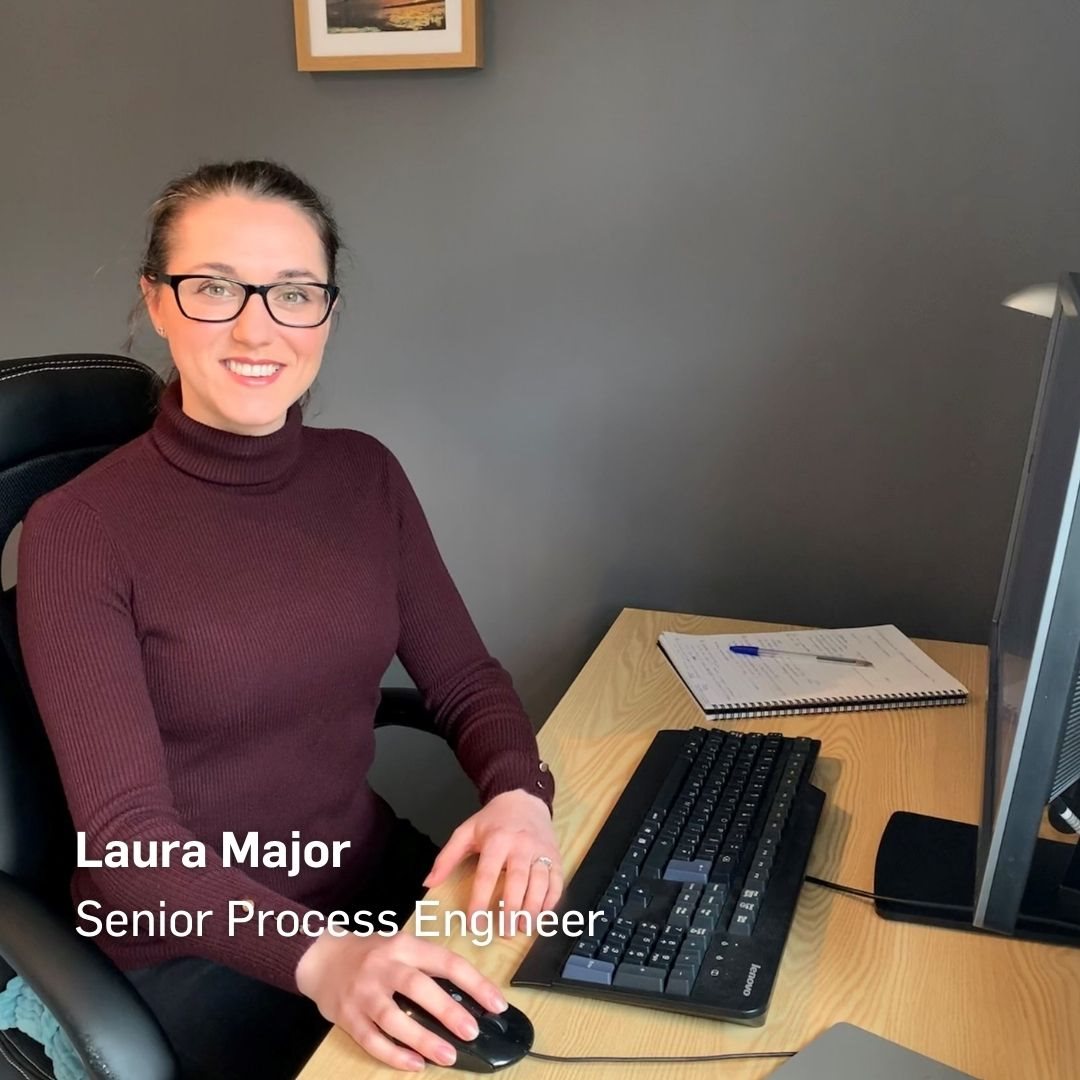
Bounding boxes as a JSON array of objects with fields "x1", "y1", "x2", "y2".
[{"x1": 16, "y1": 160, "x2": 561, "y2": 1078}]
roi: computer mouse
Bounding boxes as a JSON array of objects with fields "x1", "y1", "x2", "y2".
[{"x1": 392, "y1": 977, "x2": 534, "y2": 1072}]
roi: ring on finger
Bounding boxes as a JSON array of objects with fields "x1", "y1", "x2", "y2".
[{"x1": 533, "y1": 855, "x2": 554, "y2": 869}]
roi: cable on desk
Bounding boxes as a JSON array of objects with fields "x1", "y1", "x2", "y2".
[
  {"x1": 805, "y1": 875, "x2": 1080, "y2": 933},
  {"x1": 804, "y1": 875, "x2": 972, "y2": 914},
  {"x1": 527, "y1": 1049, "x2": 796, "y2": 1065}
]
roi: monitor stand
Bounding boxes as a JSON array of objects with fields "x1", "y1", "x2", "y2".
[{"x1": 873, "y1": 811, "x2": 1080, "y2": 946}]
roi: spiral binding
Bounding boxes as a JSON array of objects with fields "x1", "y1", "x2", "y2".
[{"x1": 703, "y1": 693, "x2": 968, "y2": 720}]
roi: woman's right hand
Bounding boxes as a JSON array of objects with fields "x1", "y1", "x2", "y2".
[{"x1": 295, "y1": 930, "x2": 508, "y2": 1072}]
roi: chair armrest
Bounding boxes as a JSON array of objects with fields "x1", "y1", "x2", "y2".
[
  {"x1": 373, "y1": 688, "x2": 439, "y2": 736},
  {"x1": 0, "y1": 872, "x2": 177, "y2": 1080}
]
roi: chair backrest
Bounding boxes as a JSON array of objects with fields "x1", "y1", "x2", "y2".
[{"x1": 0, "y1": 355, "x2": 162, "y2": 907}]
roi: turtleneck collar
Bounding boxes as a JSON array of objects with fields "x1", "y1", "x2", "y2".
[{"x1": 149, "y1": 379, "x2": 304, "y2": 489}]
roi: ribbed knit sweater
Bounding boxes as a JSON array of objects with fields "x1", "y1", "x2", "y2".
[{"x1": 16, "y1": 380, "x2": 554, "y2": 992}]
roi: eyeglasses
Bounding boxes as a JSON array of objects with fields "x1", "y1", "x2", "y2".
[{"x1": 148, "y1": 272, "x2": 340, "y2": 328}]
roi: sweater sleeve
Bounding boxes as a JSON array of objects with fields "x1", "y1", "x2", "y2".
[
  {"x1": 16, "y1": 489, "x2": 313, "y2": 993},
  {"x1": 384, "y1": 451, "x2": 555, "y2": 811}
]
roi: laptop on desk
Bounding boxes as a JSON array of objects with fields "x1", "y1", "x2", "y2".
[{"x1": 770, "y1": 1024, "x2": 978, "y2": 1079}]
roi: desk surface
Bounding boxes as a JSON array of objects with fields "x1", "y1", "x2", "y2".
[{"x1": 298, "y1": 609, "x2": 1078, "y2": 1080}]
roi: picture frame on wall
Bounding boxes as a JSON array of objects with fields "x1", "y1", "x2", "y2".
[{"x1": 294, "y1": 0, "x2": 482, "y2": 71}]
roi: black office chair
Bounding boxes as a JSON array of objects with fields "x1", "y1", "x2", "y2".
[{"x1": 0, "y1": 354, "x2": 437, "y2": 1080}]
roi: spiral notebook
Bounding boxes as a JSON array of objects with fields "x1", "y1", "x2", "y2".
[{"x1": 658, "y1": 624, "x2": 968, "y2": 719}]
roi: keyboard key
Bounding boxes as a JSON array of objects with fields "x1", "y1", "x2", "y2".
[
  {"x1": 728, "y1": 827, "x2": 749, "y2": 849},
  {"x1": 684, "y1": 925, "x2": 711, "y2": 950},
  {"x1": 591, "y1": 915, "x2": 612, "y2": 939},
  {"x1": 562, "y1": 956, "x2": 615, "y2": 985},
  {"x1": 597, "y1": 896, "x2": 620, "y2": 920},
  {"x1": 666, "y1": 965, "x2": 698, "y2": 996},
  {"x1": 757, "y1": 835, "x2": 778, "y2": 858},
  {"x1": 736, "y1": 895, "x2": 760, "y2": 918},
  {"x1": 668, "y1": 904, "x2": 695, "y2": 929},
  {"x1": 598, "y1": 942, "x2": 625, "y2": 964},
  {"x1": 691, "y1": 905, "x2": 720, "y2": 931},
  {"x1": 729, "y1": 911, "x2": 755, "y2": 938},
  {"x1": 663, "y1": 859, "x2": 712, "y2": 883},
  {"x1": 613, "y1": 963, "x2": 668, "y2": 993},
  {"x1": 676, "y1": 946, "x2": 703, "y2": 969},
  {"x1": 752, "y1": 851, "x2": 774, "y2": 873},
  {"x1": 702, "y1": 882, "x2": 726, "y2": 904},
  {"x1": 642, "y1": 837, "x2": 674, "y2": 877},
  {"x1": 711, "y1": 863, "x2": 735, "y2": 889}
]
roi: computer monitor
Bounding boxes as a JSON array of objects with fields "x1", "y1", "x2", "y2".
[{"x1": 874, "y1": 273, "x2": 1080, "y2": 945}]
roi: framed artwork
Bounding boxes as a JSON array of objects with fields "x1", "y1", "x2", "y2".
[{"x1": 294, "y1": 0, "x2": 482, "y2": 71}]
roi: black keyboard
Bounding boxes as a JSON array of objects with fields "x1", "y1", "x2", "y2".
[{"x1": 512, "y1": 727, "x2": 824, "y2": 1024}]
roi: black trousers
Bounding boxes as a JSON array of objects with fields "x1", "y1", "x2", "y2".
[{"x1": 126, "y1": 819, "x2": 439, "y2": 1080}]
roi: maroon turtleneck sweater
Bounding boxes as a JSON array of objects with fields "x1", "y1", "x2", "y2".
[{"x1": 16, "y1": 380, "x2": 554, "y2": 992}]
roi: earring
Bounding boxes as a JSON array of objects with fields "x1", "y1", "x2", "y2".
[{"x1": 157, "y1": 327, "x2": 166, "y2": 337}]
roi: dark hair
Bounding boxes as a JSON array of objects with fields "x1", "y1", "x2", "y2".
[{"x1": 126, "y1": 160, "x2": 343, "y2": 410}]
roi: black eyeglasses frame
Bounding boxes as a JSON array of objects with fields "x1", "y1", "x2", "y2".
[{"x1": 147, "y1": 272, "x2": 340, "y2": 328}]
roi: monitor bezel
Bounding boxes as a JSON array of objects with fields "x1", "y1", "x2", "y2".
[{"x1": 974, "y1": 272, "x2": 1080, "y2": 931}]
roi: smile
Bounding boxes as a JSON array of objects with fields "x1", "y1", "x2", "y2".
[{"x1": 222, "y1": 359, "x2": 284, "y2": 379}]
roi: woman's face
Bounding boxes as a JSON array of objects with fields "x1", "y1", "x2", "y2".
[{"x1": 143, "y1": 194, "x2": 334, "y2": 436}]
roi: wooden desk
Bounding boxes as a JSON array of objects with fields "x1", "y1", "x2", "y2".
[{"x1": 299, "y1": 609, "x2": 1079, "y2": 1080}]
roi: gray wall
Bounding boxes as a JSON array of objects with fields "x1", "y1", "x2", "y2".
[{"x1": 4, "y1": 2, "x2": 1080, "y2": 836}]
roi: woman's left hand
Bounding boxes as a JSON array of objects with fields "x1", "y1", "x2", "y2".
[{"x1": 422, "y1": 790, "x2": 563, "y2": 919}]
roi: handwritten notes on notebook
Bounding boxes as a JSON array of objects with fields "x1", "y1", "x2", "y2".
[{"x1": 658, "y1": 625, "x2": 968, "y2": 718}]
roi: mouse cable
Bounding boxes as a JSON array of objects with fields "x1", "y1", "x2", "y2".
[
  {"x1": 526, "y1": 1049, "x2": 796, "y2": 1065},
  {"x1": 805, "y1": 875, "x2": 1079, "y2": 934},
  {"x1": 803, "y1": 875, "x2": 971, "y2": 913}
]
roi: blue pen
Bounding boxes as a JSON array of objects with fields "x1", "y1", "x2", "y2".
[{"x1": 729, "y1": 645, "x2": 873, "y2": 668}]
